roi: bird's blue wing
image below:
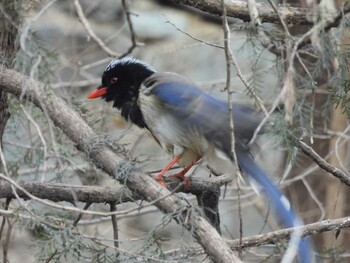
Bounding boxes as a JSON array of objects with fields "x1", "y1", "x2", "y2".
[
  {"x1": 143, "y1": 73, "x2": 312, "y2": 262},
  {"x1": 143, "y1": 73, "x2": 262, "y2": 155}
]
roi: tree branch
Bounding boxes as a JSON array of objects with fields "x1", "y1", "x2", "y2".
[
  {"x1": 73, "y1": 0, "x2": 120, "y2": 57},
  {"x1": 229, "y1": 216, "x2": 350, "y2": 250},
  {"x1": 296, "y1": 140, "x2": 350, "y2": 187},
  {"x1": 0, "y1": 180, "x2": 135, "y2": 204},
  {"x1": 0, "y1": 174, "x2": 224, "y2": 204},
  {"x1": 119, "y1": 0, "x2": 141, "y2": 58},
  {"x1": 0, "y1": 67, "x2": 240, "y2": 263},
  {"x1": 168, "y1": 215, "x2": 350, "y2": 258},
  {"x1": 171, "y1": 0, "x2": 350, "y2": 26}
]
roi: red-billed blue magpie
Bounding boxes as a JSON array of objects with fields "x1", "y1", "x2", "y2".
[{"x1": 87, "y1": 57, "x2": 313, "y2": 262}]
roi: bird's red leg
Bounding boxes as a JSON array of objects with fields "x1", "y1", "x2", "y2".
[
  {"x1": 168, "y1": 157, "x2": 200, "y2": 188},
  {"x1": 155, "y1": 155, "x2": 181, "y2": 187}
]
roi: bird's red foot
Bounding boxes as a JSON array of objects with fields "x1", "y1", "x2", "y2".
[
  {"x1": 155, "y1": 176, "x2": 168, "y2": 188},
  {"x1": 168, "y1": 171, "x2": 190, "y2": 188},
  {"x1": 155, "y1": 168, "x2": 190, "y2": 188},
  {"x1": 155, "y1": 156, "x2": 198, "y2": 189},
  {"x1": 155, "y1": 156, "x2": 181, "y2": 188}
]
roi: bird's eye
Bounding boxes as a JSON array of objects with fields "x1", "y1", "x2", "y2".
[{"x1": 110, "y1": 77, "x2": 118, "y2": 84}]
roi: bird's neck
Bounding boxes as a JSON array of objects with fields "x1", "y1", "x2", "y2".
[
  {"x1": 114, "y1": 71, "x2": 155, "y2": 129},
  {"x1": 119, "y1": 98, "x2": 148, "y2": 129}
]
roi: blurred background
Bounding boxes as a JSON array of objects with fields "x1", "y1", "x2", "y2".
[{"x1": 1, "y1": 0, "x2": 350, "y2": 262}]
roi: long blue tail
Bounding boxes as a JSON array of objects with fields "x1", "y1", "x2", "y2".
[{"x1": 236, "y1": 152, "x2": 313, "y2": 262}]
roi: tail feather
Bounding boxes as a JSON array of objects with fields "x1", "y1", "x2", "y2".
[{"x1": 236, "y1": 151, "x2": 313, "y2": 262}]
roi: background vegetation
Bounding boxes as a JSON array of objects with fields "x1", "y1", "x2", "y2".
[{"x1": 1, "y1": 0, "x2": 350, "y2": 262}]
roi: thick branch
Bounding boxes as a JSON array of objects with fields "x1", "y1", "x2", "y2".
[
  {"x1": 0, "y1": 181, "x2": 135, "y2": 203},
  {"x1": 3, "y1": 174, "x2": 350, "y2": 257},
  {"x1": 0, "y1": 173, "x2": 224, "y2": 231},
  {"x1": 171, "y1": 0, "x2": 350, "y2": 26},
  {"x1": 0, "y1": 67, "x2": 239, "y2": 263},
  {"x1": 0, "y1": 176, "x2": 222, "y2": 205},
  {"x1": 171, "y1": 0, "x2": 311, "y2": 25}
]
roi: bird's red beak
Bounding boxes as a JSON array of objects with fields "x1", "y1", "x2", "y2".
[{"x1": 87, "y1": 87, "x2": 107, "y2": 99}]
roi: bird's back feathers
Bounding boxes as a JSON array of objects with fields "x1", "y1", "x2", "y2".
[{"x1": 142, "y1": 72, "x2": 263, "y2": 156}]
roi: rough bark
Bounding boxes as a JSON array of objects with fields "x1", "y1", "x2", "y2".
[
  {"x1": 0, "y1": 0, "x2": 19, "y2": 161},
  {"x1": 171, "y1": 0, "x2": 350, "y2": 25},
  {"x1": 0, "y1": 181, "x2": 135, "y2": 204}
]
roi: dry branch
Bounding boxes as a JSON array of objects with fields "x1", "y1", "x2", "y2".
[
  {"x1": 168, "y1": 215, "x2": 350, "y2": 258},
  {"x1": 0, "y1": 67, "x2": 240, "y2": 263},
  {"x1": 3, "y1": 177, "x2": 350, "y2": 255},
  {"x1": 0, "y1": 176, "x2": 223, "y2": 208},
  {"x1": 296, "y1": 140, "x2": 350, "y2": 187},
  {"x1": 73, "y1": 0, "x2": 119, "y2": 57},
  {"x1": 171, "y1": 0, "x2": 350, "y2": 26},
  {"x1": 0, "y1": 181, "x2": 135, "y2": 204}
]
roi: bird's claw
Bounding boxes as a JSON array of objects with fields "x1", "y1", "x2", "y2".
[
  {"x1": 155, "y1": 173, "x2": 190, "y2": 189},
  {"x1": 168, "y1": 173, "x2": 190, "y2": 189},
  {"x1": 156, "y1": 177, "x2": 168, "y2": 188}
]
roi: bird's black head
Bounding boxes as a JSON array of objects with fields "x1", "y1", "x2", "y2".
[{"x1": 87, "y1": 57, "x2": 156, "y2": 128}]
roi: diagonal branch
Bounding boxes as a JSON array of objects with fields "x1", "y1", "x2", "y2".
[
  {"x1": 229, "y1": 216, "x2": 350, "y2": 250},
  {"x1": 73, "y1": 0, "x2": 120, "y2": 57},
  {"x1": 296, "y1": 140, "x2": 350, "y2": 187},
  {"x1": 168, "y1": 215, "x2": 350, "y2": 258},
  {"x1": 119, "y1": 0, "x2": 141, "y2": 58}
]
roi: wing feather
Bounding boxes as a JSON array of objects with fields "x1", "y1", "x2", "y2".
[{"x1": 142, "y1": 72, "x2": 262, "y2": 157}]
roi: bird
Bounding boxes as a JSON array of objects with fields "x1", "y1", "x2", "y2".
[{"x1": 87, "y1": 57, "x2": 313, "y2": 262}]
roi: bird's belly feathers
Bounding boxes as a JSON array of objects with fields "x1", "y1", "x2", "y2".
[
  {"x1": 139, "y1": 93, "x2": 234, "y2": 174},
  {"x1": 140, "y1": 94, "x2": 203, "y2": 161}
]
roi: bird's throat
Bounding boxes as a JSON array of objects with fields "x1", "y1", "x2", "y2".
[{"x1": 116, "y1": 98, "x2": 148, "y2": 129}]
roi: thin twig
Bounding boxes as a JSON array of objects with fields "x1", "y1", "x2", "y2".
[
  {"x1": 297, "y1": 140, "x2": 350, "y2": 187},
  {"x1": 72, "y1": 202, "x2": 92, "y2": 228},
  {"x1": 165, "y1": 18, "x2": 224, "y2": 49},
  {"x1": 0, "y1": 198, "x2": 11, "y2": 240},
  {"x1": 246, "y1": 0, "x2": 270, "y2": 47},
  {"x1": 220, "y1": 1, "x2": 268, "y2": 114},
  {"x1": 267, "y1": 0, "x2": 317, "y2": 126},
  {"x1": 221, "y1": 0, "x2": 243, "y2": 258},
  {"x1": 21, "y1": 105, "x2": 48, "y2": 182},
  {"x1": 302, "y1": 178, "x2": 325, "y2": 221},
  {"x1": 2, "y1": 215, "x2": 14, "y2": 263},
  {"x1": 119, "y1": 0, "x2": 142, "y2": 58},
  {"x1": 73, "y1": 0, "x2": 119, "y2": 57},
  {"x1": 110, "y1": 202, "x2": 120, "y2": 259}
]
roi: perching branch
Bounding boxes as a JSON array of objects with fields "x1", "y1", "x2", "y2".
[
  {"x1": 0, "y1": 180, "x2": 135, "y2": 204},
  {"x1": 0, "y1": 66, "x2": 240, "y2": 263}
]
